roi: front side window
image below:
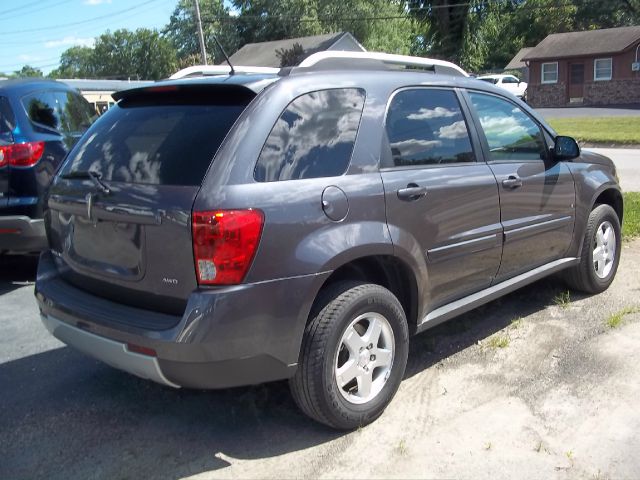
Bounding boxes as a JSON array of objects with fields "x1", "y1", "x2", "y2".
[
  {"x1": 254, "y1": 88, "x2": 365, "y2": 182},
  {"x1": 594, "y1": 58, "x2": 612, "y2": 81},
  {"x1": 468, "y1": 92, "x2": 546, "y2": 162},
  {"x1": 384, "y1": 88, "x2": 475, "y2": 168},
  {"x1": 542, "y1": 62, "x2": 558, "y2": 84},
  {"x1": 502, "y1": 76, "x2": 519, "y2": 84}
]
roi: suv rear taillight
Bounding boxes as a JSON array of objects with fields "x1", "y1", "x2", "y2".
[
  {"x1": 0, "y1": 141, "x2": 45, "y2": 168},
  {"x1": 192, "y1": 209, "x2": 264, "y2": 285}
]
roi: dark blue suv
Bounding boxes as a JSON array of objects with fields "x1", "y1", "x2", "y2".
[{"x1": 0, "y1": 79, "x2": 94, "y2": 254}]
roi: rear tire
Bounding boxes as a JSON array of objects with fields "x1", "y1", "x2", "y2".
[
  {"x1": 290, "y1": 281, "x2": 409, "y2": 430},
  {"x1": 563, "y1": 204, "x2": 621, "y2": 294}
]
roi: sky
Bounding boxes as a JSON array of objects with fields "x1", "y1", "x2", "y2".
[{"x1": 0, "y1": 0, "x2": 189, "y2": 75}]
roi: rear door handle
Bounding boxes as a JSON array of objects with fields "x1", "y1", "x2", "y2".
[
  {"x1": 502, "y1": 176, "x2": 523, "y2": 189},
  {"x1": 397, "y1": 184, "x2": 428, "y2": 201}
]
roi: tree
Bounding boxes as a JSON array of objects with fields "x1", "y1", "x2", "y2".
[
  {"x1": 49, "y1": 46, "x2": 95, "y2": 78},
  {"x1": 164, "y1": 0, "x2": 239, "y2": 65},
  {"x1": 232, "y1": 0, "x2": 414, "y2": 55},
  {"x1": 14, "y1": 65, "x2": 43, "y2": 78}
]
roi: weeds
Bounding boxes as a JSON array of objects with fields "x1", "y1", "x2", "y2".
[
  {"x1": 488, "y1": 335, "x2": 510, "y2": 349},
  {"x1": 606, "y1": 306, "x2": 640, "y2": 328},
  {"x1": 554, "y1": 290, "x2": 571, "y2": 309}
]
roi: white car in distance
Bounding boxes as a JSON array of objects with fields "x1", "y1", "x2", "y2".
[{"x1": 477, "y1": 74, "x2": 527, "y2": 100}]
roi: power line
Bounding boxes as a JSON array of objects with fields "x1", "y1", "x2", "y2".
[{"x1": 0, "y1": 0, "x2": 165, "y2": 36}]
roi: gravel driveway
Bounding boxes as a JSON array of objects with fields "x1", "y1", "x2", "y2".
[{"x1": 2, "y1": 242, "x2": 640, "y2": 480}]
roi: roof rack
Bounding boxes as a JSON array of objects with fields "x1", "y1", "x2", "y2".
[
  {"x1": 169, "y1": 65, "x2": 280, "y2": 79},
  {"x1": 296, "y1": 51, "x2": 469, "y2": 77}
]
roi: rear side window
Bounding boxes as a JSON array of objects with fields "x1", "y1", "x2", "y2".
[
  {"x1": 254, "y1": 88, "x2": 365, "y2": 182},
  {"x1": 22, "y1": 91, "x2": 58, "y2": 130},
  {"x1": 60, "y1": 100, "x2": 247, "y2": 186},
  {"x1": 0, "y1": 96, "x2": 15, "y2": 142},
  {"x1": 384, "y1": 88, "x2": 475, "y2": 167}
]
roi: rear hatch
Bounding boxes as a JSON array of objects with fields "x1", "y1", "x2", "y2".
[
  {"x1": 47, "y1": 84, "x2": 256, "y2": 315},
  {"x1": 0, "y1": 96, "x2": 15, "y2": 204}
]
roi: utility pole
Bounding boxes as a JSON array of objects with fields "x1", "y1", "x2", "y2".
[{"x1": 194, "y1": 0, "x2": 207, "y2": 65}]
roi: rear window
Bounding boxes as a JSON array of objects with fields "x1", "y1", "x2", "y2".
[
  {"x1": 60, "y1": 99, "x2": 248, "y2": 186},
  {"x1": 0, "y1": 96, "x2": 15, "y2": 142}
]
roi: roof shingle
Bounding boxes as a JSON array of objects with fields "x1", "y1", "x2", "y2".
[{"x1": 523, "y1": 26, "x2": 640, "y2": 61}]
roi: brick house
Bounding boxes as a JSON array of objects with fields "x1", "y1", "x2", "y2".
[{"x1": 523, "y1": 26, "x2": 640, "y2": 107}]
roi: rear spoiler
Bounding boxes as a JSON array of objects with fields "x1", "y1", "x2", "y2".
[{"x1": 112, "y1": 83, "x2": 257, "y2": 104}]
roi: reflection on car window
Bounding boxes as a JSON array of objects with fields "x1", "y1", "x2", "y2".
[
  {"x1": 22, "y1": 92, "x2": 59, "y2": 130},
  {"x1": 54, "y1": 92, "x2": 94, "y2": 135},
  {"x1": 384, "y1": 88, "x2": 475, "y2": 167},
  {"x1": 61, "y1": 102, "x2": 247, "y2": 186},
  {"x1": 254, "y1": 88, "x2": 365, "y2": 182},
  {"x1": 469, "y1": 92, "x2": 546, "y2": 162}
]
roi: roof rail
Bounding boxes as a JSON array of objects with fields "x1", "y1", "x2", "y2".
[
  {"x1": 170, "y1": 65, "x2": 280, "y2": 79},
  {"x1": 296, "y1": 51, "x2": 469, "y2": 77}
]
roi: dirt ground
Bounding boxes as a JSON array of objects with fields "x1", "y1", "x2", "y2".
[{"x1": 2, "y1": 241, "x2": 640, "y2": 480}]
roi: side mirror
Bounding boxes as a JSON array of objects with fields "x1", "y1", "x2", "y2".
[{"x1": 553, "y1": 135, "x2": 580, "y2": 161}]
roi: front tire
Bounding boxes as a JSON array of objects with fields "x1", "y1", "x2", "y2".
[
  {"x1": 564, "y1": 204, "x2": 621, "y2": 294},
  {"x1": 290, "y1": 282, "x2": 409, "y2": 430}
]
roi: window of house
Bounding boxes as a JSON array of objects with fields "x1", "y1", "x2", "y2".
[
  {"x1": 541, "y1": 62, "x2": 558, "y2": 84},
  {"x1": 594, "y1": 58, "x2": 612, "y2": 81},
  {"x1": 383, "y1": 88, "x2": 475, "y2": 168}
]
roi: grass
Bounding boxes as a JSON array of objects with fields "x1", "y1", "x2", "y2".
[
  {"x1": 554, "y1": 290, "x2": 571, "y2": 309},
  {"x1": 548, "y1": 116, "x2": 640, "y2": 145},
  {"x1": 488, "y1": 335, "x2": 510, "y2": 349},
  {"x1": 606, "y1": 306, "x2": 640, "y2": 328},
  {"x1": 623, "y1": 192, "x2": 640, "y2": 240}
]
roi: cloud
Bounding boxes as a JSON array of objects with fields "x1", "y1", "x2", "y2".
[
  {"x1": 18, "y1": 54, "x2": 42, "y2": 62},
  {"x1": 407, "y1": 106, "x2": 458, "y2": 120},
  {"x1": 44, "y1": 36, "x2": 95, "y2": 49},
  {"x1": 437, "y1": 120, "x2": 468, "y2": 139},
  {"x1": 83, "y1": 0, "x2": 112, "y2": 4},
  {"x1": 390, "y1": 139, "x2": 442, "y2": 157}
]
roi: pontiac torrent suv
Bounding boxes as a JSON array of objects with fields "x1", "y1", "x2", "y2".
[{"x1": 35, "y1": 52, "x2": 623, "y2": 429}]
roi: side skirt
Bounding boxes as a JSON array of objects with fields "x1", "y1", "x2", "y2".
[{"x1": 416, "y1": 257, "x2": 578, "y2": 333}]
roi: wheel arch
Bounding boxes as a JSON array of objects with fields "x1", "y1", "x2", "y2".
[
  {"x1": 308, "y1": 255, "x2": 420, "y2": 334},
  {"x1": 593, "y1": 187, "x2": 623, "y2": 224}
]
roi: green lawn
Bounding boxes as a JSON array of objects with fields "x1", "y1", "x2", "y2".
[
  {"x1": 548, "y1": 117, "x2": 640, "y2": 145},
  {"x1": 623, "y1": 192, "x2": 640, "y2": 239}
]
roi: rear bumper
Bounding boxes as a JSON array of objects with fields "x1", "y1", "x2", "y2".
[
  {"x1": 41, "y1": 314, "x2": 180, "y2": 388},
  {"x1": 0, "y1": 216, "x2": 46, "y2": 253},
  {"x1": 35, "y1": 250, "x2": 330, "y2": 389}
]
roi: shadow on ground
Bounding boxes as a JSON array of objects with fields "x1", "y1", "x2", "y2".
[
  {"x1": 0, "y1": 255, "x2": 38, "y2": 295},
  {"x1": 0, "y1": 276, "x2": 581, "y2": 480}
]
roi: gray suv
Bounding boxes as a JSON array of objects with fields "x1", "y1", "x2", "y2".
[{"x1": 35, "y1": 52, "x2": 623, "y2": 430}]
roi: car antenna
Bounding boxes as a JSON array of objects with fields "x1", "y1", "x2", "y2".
[{"x1": 212, "y1": 35, "x2": 235, "y2": 75}]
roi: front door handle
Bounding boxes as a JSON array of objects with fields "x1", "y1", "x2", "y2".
[
  {"x1": 502, "y1": 176, "x2": 523, "y2": 189},
  {"x1": 397, "y1": 184, "x2": 428, "y2": 201}
]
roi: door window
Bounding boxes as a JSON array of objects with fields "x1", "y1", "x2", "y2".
[
  {"x1": 502, "y1": 76, "x2": 519, "y2": 84},
  {"x1": 384, "y1": 88, "x2": 475, "y2": 168},
  {"x1": 468, "y1": 92, "x2": 547, "y2": 162}
]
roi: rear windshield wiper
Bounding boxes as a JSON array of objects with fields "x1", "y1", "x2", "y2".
[{"x1": 60, "y1": 170, "x2": 111, "y2": 195}]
